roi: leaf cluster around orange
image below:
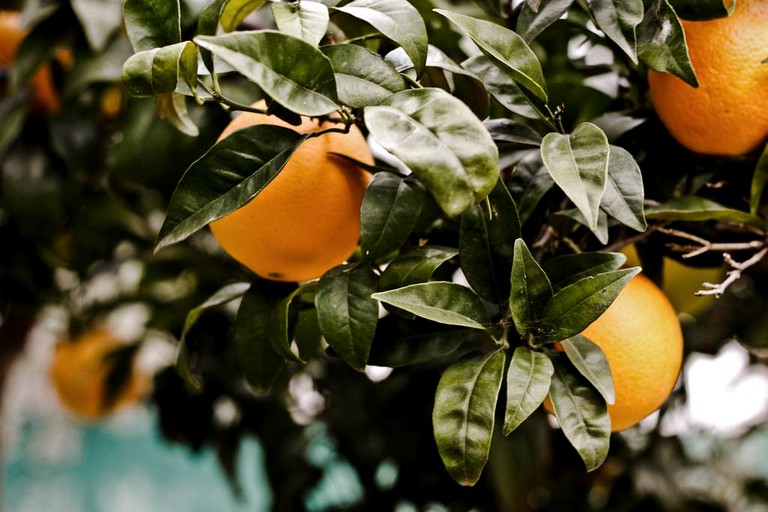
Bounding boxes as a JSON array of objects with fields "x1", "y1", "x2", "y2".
[
  {"x1": 0, "y1": 10, "x2": 61, "y2": 115},
  {"x1": 648, "y1": 0, "x2": 768, "y2": 156},
  {"x1": 546, "y1": 274, "x2": 684, "y2": 431},
  {"x1": 209, "y1": 101, "x2": 373, "y2": 282},
  {"x1": 50, "y1": 329, "x2": 149, "y2": 421}
]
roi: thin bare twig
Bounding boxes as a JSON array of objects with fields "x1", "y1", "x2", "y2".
[
  {"x1": 657, "y1": 227, "x2": 766, "y2": 258},
  {"x1": 696, "y1": 247, "x2": 768, "y2": 298}
]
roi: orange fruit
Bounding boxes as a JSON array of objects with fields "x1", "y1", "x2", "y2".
[
  {"x1": 546, "y1": 274, "x2": 684, "y2": 431},
  {"x1": 50, "y1": 329, "x2": 149, "y2": 421},
  {"x1": 209, "y1": 101, "x2": 373, "y2": 282},
  {"x1": 0, "y1": 10, "x2": 61, "y2": 115},
  {"x1": 647, "y1": 0, "x2": 768, "y2": 156}
]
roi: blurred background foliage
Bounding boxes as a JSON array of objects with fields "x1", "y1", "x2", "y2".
[{"x1": 1, "y1": 0, "x2": 767, "y2": 510}]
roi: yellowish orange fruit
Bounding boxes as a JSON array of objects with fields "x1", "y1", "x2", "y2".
[
  {"x1": 0, "y1": 10, "x2": 61, "y2": 115},
  {"x1": 209, "y1": 101, "x2": 373, "y2": 282},
  {"x1": 546, "y1": 274, "x2": 683, "y2": 431},
  {"x1": 647, "y1": 0, "x2": 768, "y2": 156},
  {"x1": 50, "y1": 329, "x2": 148, "y2": 421}
]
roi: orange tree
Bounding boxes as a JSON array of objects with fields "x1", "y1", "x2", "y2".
[{"x1": 3, "y1": 0, "x2": 768, "y2": 509}]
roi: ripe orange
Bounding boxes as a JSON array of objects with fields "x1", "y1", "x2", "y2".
[
  {"x1": 50, "y1": 329, "x2": 148, "y2": 421},
  {"x1": 0, "y1": 10, "x2": 61, "y2": 115},
  {"x1": 209, "y1": 101, "x2": 373, "y2": 282},
  {"x1": 647, "y1": 0, "x2": 768, "y2": 156},
  {"x1": 546, "y1": 274, "x2": 684, "y2": 431}
]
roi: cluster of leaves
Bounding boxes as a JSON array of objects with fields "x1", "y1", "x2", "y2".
[{"x1": 118, "y1": 0, "x2": 768, "y2": 488}]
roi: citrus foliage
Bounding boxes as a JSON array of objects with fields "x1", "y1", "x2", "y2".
[{"x1": 2, "y1": 0, "x2": 768, "y2": 506}]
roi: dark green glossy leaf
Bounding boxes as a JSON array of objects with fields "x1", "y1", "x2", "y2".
[
  {"x1": 378, "y1": 246, "x2": 458, "y2": 290},
  {"x1": 751, "y1": 144, "x2": 768, "y2": 216},
  {"x1": 670, "y1": 0, "x2": 731, "y2": 20},
  {"x1": 315, "y1": 265, "x2": 379, "y2": 371},
  {"x1": 557, "y1": 208, "x2": 610, "y2": 245},
  {"x1": 197, "y1": 0, "x2": 226, "y2": 72},
  {"x1": 602, "y1": 145, "x2": 646, "y2": 232},
  {"x1": 459, "y1": 179, "x2": 521, "y2": 303},
  {"x1": 155, "y1": 93, "x2": 199, "y2": 137},
  {"x1": 516, "y1": 0, "x2": 574, "y2": 43},
  {"x1": 220, "y1": 0, "x2": 269, "y2": 32},
  {"x1": 372, "y1": 282, "x2": 491, "y2": 330},
  {"x1": 637, "y1": 0, "x2": 697, "y2": 87},
  {"x1": 322, "y1": 44, "x2": 406, "y2": 108},
  {"x1": 433, "y1": 350, "x2": 506, "y2": 486},
  {"x1": 509, "y1": 238, "x2": 553, "y2": 337},
  {"x1": 271, "y1": 1, "x2": 329, "y2": 46},
  {"x1": 270, "y1": 282, "x2": 317, "y2": 363},
  {"x1": 123, "y1": 0, "x2": 182, "y2": 52},
  {"x1": 462, "y1": 56, "x2": 543, "y2": 120},
  {"x1": 541, "y1": 122, "x2": 610, "y2": 230},
  {"x1": 122, "y1": 42, "x2": 198, "y2": 98},
  {"x1": 365, "y1": 88, "x2": 499, "y2": 218},
  {"x1": 504, "y1": 346, "x2": 553, "y2": 434},
  {"x1": 587, "y1": 0, "x2": 643, "y2": 63},
  {"x1": 294, "y1": 309, "x2": 323, "y2": 361},
  {"x1": 194, "y1": 31, "x2": 338, "y2": 116},
  {"x1": 484, "y1": 119, "x2": 543, "y2": 147},
  {"x1": 235, "y1": 286, "x2": 289, "y2": 392},
  {"x1": 536, "y1": 267, "x2": 640, "y2": 342},
  {"x1": 506, "y1": 151, "x2": 555, "y2": 226},
  {"x1": 176, "y1": 282, "x2": 251, "y2": 390},
  {"x1": 361, "y1": 173, "x2": 426, "y2": 262},
  {"x1": 436, "y1": 9, "x2": 547, "y2": 101},
  {"x1": 548, "y1": 352, "x2": 610, "y2": 471},
  {"x1": 542, "y1": 252, "x2": 626, "y2": 291},
  {"x1": 645, "y1": 196, "x2": 766, "y2": 229},
  {"x1": 156, "y1": 125, "x2": 305, "y2": 250},
  {"x1": 333, "y1": 0, "x2": 428, "y2": 75},
  {"x1": 561, "y1": 335, "x2": 614, "y2": 404},
  {"x1": 591, "y1": 112, "x2": 646, "y2": 142}
]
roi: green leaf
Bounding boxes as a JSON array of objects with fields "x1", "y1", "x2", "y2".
[
  {"x1": 71, "y1": 0, "x2": 124, "y2": 52},
  {"x1": 294, "y1": 308, "x2": 323, "y2": 360},
  {"x1": 645, "y1": 196, "x2": 766, "y2": 229},
  {"x1": 504, "y1": 346, "x2": 554, "y2": 435},
  {"x1": 541, "y1": 122, "x2": 610, "y2": 230},
  {"x1": 557, "y1": 208, "x2": 610, "y2": 245},
  {"x1": 462, "y1": 56, "x2": 543, "y2": 120},
  {"x1": 270, "y1": 283, "x2": 317, "y2": 363},
  {"x1": 536, "y1": 267, "x2": 640, "y2": 342},
  {"x1": 459, "y1": 179, "x2": 521, "y2": 303},
  {"x1": 321, "y1": 44, "x2": 406, "y2": 108},
  {"x1": 198, "y1": 0, "x2": 226, "y2": 72},
  {"x1": 506, "y1": 151, "x2": 555, "y2": 226},
  {"x1": 177, "y1": 282, "x2": 251, "y2": 390},
  {"x1": 587, "y1": 0, "x2": 644, "y2": 63},
  {"x1": 360, "y1": 173, "x2": 426, "y2": 262},
  {"x1": 542, "y1": 251, "x2": 626, "y2": 291},
  {"x1": 155, "y1": 93, "x2": 199, "y2": 137},
  {"x1": 235, "y1": 286, "x2": 289, "y2": 392},
  {"x1": 509, "y1": 238, "x2": 553, "y2": 337},
  {"x1": 315, "y1": 265, "x2": 379, "y2": 371},
  {"x1": 333, "y1": 0, "x2": 428, "y2": 76},
  {"x1": 433, "y1": 350, "x2": 506, "y2": 486},
  {"x1": 271, "y1": 1, "x2": 329, "y2": 46},
  {"x1": 601, "y1": 145, "x2": 646, "y2": 232},
  {"x1": 592, "y1": 112, "x2": 647, "y2": 142},
  {"x1": 548, "y1": 352, "x2": 611, "y2": 471},
  {"x1": 365, "y1": 88, "x2": 499, "y2": 218},
  {"x1": 516, "y1": 0, "x2": 574, "y2": 43},
  {"x1": 637, "y1": 0, "x2": 698, "y2": 87},
  {"x1": 372, "y1": 282, "x2": 491, "y2": 330},
  {"x1": 122, "y1": 42, "x2": 198, "y2": 98},
  {"x1": 156, "y1": 125, "x2": 305, "y2": 250},
  {"x1": 378, "y1": 246, "x2": 458, "y2": 290},
  {"x1": 750, "y1": 143, "x2": 768, "y2": 216},
  {"x1": 560, "y1": 335, "x2": 614, "y2": 404},
  {"x1": 436, "y1": 9, "x2": 548, "y2": 101},
  {"x1": 484, "y1": 119, "x2": 543, "y2": 147},
  {"x1": 670, "y1": 0, "x2": 731, "y2": 20},
  {"x1": 194, "y1": 31, "x2": 338, "y2": 116},
  {"x1": 0, "y1": 97, "x2": 27, "y2": 158},
  {"x1": 220, "y1": 0, "x2": 269, "y2": 32},
  {"x1": 123, "y1": 0, "x2": 182, "y2": 52}
]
